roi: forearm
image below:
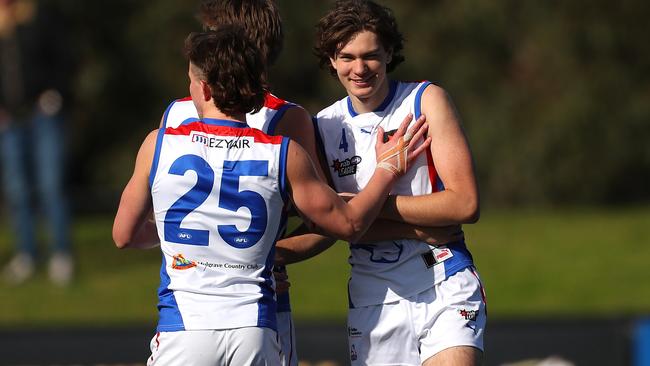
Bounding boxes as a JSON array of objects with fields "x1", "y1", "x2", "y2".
[
  {"x1": 380, "y1": 190, "x2": 479, "y2": 227},
  {"x1": 275, "y1": 233, "x2": 337, "y2": 265},
  {"x1": 336, "y1": 169, "x2": 395, "y2": 242},
  {"x1": 358, "y1": 219, "x2": 464, "y2": 246},
  {"x1": 123, "y1": 219, "x2": 160, "y2": 249}
]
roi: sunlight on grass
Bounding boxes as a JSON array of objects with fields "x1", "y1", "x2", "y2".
[{"x1": 0, "y1": 207, "x2": 649, "y2": 326}]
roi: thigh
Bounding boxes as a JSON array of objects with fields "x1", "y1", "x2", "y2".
[
  {"x1": 348, "y1": 302, "x2": 421, "y2": 366},
  {"x1": 419, "y1": 267, "x2": 487, "y2": 364},
  {"x1": 422, "y1": 346, "x2": 482, "y2": 366},
  {"x1": 147, "y1": 330, "x2": 224, "y2": 366},
  {"x1": 227, "y1": 327, "x2": 282, "y2": 366},
  {"x1": 277, "y1": 311, "x2": 298, "y2": 366}
]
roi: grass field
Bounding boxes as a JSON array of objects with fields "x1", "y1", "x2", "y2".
[{"x1": 0, "y1": 206, "x2": 649, "y2": 327}]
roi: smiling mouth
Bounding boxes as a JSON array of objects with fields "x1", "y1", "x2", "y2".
[{"x1": 350, "y1": 75, "x2": 376, "y2": 85}]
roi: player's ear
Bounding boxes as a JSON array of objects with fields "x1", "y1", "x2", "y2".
[
  {"x1": 200, "y1": 80, "x2": 211, "y2": 102},
  {"x1": 329, "y1": 56, "x2": 337, "y2": 71},
  {"x1": 386, "y1": 48, "x2": 393, "y2": 65}
]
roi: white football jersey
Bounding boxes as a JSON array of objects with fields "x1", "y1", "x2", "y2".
[
  {"x1": 315, "y1": 80, "x2": 475, "y2": 308},
  {"x1": 150, "y1": 117, "x2": 289, "y2": 332},
  {"x1": 161, "y1": 94, "x2": 297, "y2": 313}
]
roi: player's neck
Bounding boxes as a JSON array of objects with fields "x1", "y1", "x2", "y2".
[
  {"x1": 200, "y1": 106, "x2": 246, "y2": 124},
  {"x1": 348, "y1": 77, "x2": 391, "y2": 115}
]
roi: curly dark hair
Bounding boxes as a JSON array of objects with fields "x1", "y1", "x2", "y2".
[
  {"x1": 198, "y1": 0, "x2": 283, "y2": 67},
  {"x1": 314, "y1": 0, "x2": 405, "y2": 76},
  {"x1": 185, "y1": 27, "x2": 268, "y2": 116}
]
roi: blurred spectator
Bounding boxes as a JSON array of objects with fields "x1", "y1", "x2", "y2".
[{"x1": 0, "y1": 0, "x2": 73, "y2": 286}]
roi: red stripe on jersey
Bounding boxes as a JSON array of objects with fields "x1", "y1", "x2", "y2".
[
  {"x1": 177, "y1": 96, "x2": 192, "y2": 102},
  {"x1": 165, "y1": 121, "x2": 283, "y2": 144},
  {"x1": 425, "y1": 149, "x2": 439, "y2": 192},
  {"x1": 263, "y1": 93, "x2": 288, "y2": 110}
]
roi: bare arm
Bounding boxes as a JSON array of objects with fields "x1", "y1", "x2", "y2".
[
  {"x1": 112, "y1": 130, "x2": 160, "y2": 249},
  {"x1": 380, "y1": 85, "x2": 480, "y2": 226}
]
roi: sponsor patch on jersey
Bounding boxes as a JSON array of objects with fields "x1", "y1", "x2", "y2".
[
  {"x1": 331, "y1": 155, "x2": 362, "y2": 177},
  {"x1": 190, "y1": 131, "x2": 252, "y2": 149},
  {"x1": 171, "y1": 254, "x2": 196, "y2": 270},
  {"x1": 350, "y1": 344, "x2": 358, "y2": 361}
]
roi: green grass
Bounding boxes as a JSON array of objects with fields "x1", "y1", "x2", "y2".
[{"x1": 1, "y1": 207, "x2": 649, "y2": 326}]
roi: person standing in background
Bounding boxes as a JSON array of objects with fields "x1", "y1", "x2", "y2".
[{"x1": 0, "y1": 0, "x2": 74, "y2": 286}]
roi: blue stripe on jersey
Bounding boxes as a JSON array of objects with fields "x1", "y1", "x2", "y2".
[
  {"x1": 258, "y1": 245, "x2": 278, "y2": 330},
  {"x1": 346, "y1": 80, "x2": 398, "y2": 117},
  {"x1": 201, "y1": 117, "x2": 250, "y2": 128},
  {"x1": 443, "y1": 240, "x2": 475, "y2": 279},
  {"x1": 279, "y1": 137, "x2": 290, "y2": 202},
  {"x1": 267, "y1": 103, "x2": 295, "y2": 135},
  {"x1": 414, "y1": 81, "x2": 446, "y2": 192},
  {"x1": 156, "y1": 254, "x2": 185, "y2": 331},
  {"x1": 275, "y1": 207, "x2": 291, "y2": 313},
  {"x1": 413, "y1": 81, "x2": 432, "y2": 120},
  {"x1": 149, "y1": 127, "x2": 166, "y2": 188}
]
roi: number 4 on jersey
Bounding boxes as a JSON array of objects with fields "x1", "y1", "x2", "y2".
[{"x1": 339, "y1": 128, "x2": 349, "y2": 152}]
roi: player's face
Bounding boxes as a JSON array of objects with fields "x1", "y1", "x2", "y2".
[
  {"x1": 188, "y1": 62, "x2": 205, "y2": 118},
  {"x1": 330, "y1": 30, "x2": 392, "y2": 112}
]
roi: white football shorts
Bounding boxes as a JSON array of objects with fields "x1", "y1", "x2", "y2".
[
  {"x1": 277, "y1": 311, "x2": 298, "y2": 366},
  {"x1": 147, "y1": 327, "x2": 281, "y2": 366},
  {"x1": 347, "y1": 267, "x2": 487, "y2": 365}
]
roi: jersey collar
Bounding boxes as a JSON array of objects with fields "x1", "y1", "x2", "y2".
[{"x1": 200, "y1": 118, "x2": 249, "y2": 128}]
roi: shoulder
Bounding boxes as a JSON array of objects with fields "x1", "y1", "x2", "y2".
[{"x1": 420, "y1": 83, "x2": 457, "y2": 116}]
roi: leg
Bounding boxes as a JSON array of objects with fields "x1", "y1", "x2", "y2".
[
  {"x1": 32, "y1": 111, "x2": 73, "y2": 285},
  {"x1": 0, "y1": 123, "x2": 36, "y2": 258},
  {"x1": 0, "y1": 122, "x2": 37, "y2": 283},
  {"x1": 422, "y1": 346, "x2": 483, "y2": 366},
  {"x1": 419, "y1": 268, "x2": 487, "y2": 366},
  {"x1": 348, "y1": 301, "x2": 421, "y2": 366},
  {"x1": 33, "y1": 111, "x2": 71, "y2": 254}
]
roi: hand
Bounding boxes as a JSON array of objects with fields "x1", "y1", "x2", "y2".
[
  {"x1": 273, "y1": 268, "x2": 291, "y2": 294},
  {"x1": 415, "y1": 225, "x2": 465, "y2": 246},
  {"x1": 375, "y1": 113, "x2": 431, "y2": 176}
]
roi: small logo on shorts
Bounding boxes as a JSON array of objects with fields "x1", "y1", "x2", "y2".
[
  {"x1": 348, "y1": 326, "x2": 363, "y2": 338},
  {"x1": 172, "y1": 254, "x2": 196, "y2": 270},
  {"x1": 459, "y1": 309, "x2": 478, "y2": 321},
  {"x1": 350, "y1": 344, "x2": 358, "y2": 361}
]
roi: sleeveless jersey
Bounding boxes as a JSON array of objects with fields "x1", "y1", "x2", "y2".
[
  {"x1": 314, "y1": 80, "x2": 474, "y2": 308},
  {"x1": 150, "y1": 117, "x2": 289, "y2": 332},
  {"x1": 161, "y1": 94, "x2": 296, "y2": 313}
]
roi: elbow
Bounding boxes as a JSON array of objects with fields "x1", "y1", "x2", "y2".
[
  {"x1": 340, "y1": 219, "x2": 365, "y2": 243},
  {"x1": 460, "y1": 198, "x2": 480, "y2": 224},
  {"x1": 112, "y1": 228, "x2": 131, "y2": 249}
]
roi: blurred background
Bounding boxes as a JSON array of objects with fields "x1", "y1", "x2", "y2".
[{"x1": 0, "y1": 0, "x2": 649, "y2": 365}]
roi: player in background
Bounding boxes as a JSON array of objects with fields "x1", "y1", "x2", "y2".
[
  {"x1": 113, "y1": 27, "x2": 430, "y2": 365},
  {"x1": 302, "y1": 0, "x2": 486, "y2": 365}
]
